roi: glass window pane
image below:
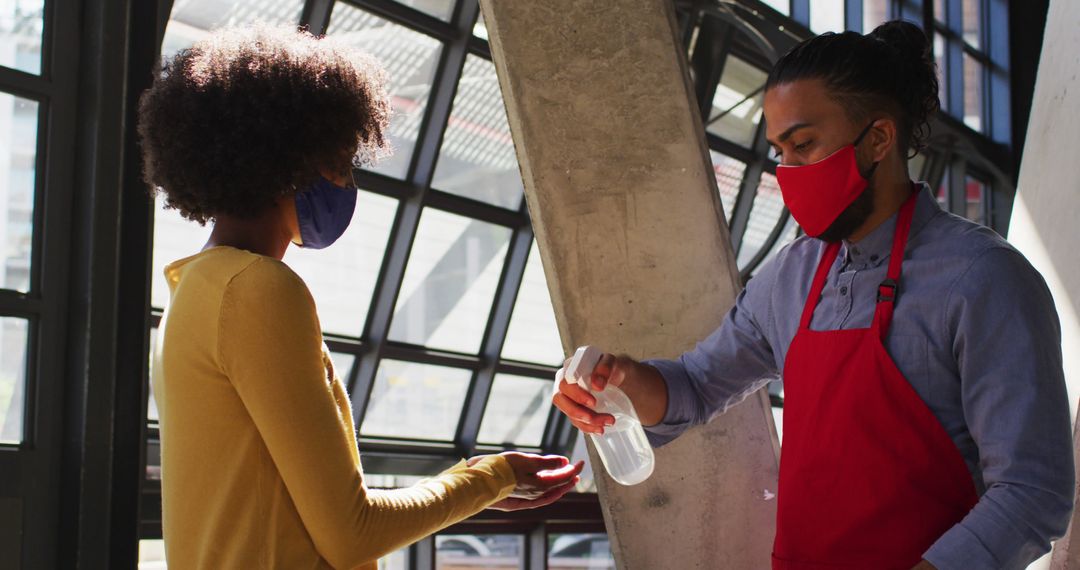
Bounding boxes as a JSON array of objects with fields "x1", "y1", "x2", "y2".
[
  {"x1": 962, "y1": 0, "x2": 980, "y2": 48},
  {"x1": 0, "y1": 317, "x2": 28, "y2": 444},
  {"x1": 148, "y1": 327, "x2": 160, "y2": 423},
  {"x1": 760, "y1": 0, "x2": 790, "y2": 16},
  {"x1": 362, "y1": 360, "x2": 471, "y2": 440},
  {"x1": 963, "y1": 52, "x2": 983, "y2": 132},
  {"x1": 0, "y1": 0, "x2": 44, "y2": 75},
  {"x1": 862, "y1": 0, "x2": 889, "y2": 33},
  {"x1": 935, "y1": 33, "x2": 947, "y2": 112},
  {"x1": 394, "y1": 0, "x2": 456, "y2": 21},
  {"x1": 965, "y1": 176, "x2": 987, "y2": 225},
  {"x1": 502, "y1": 242, "x2": 562, "y2": 366},
  {"x1": 328, "y1": 4, "x2": 443, "y2": 180},
  {"x1": 473, "y1": 10, "x2": 487, "y2": 40},
  {"x1": 432, "y1": 55, "x2": 523, "y2": 210},
  {"x1": 907, "y1": 152, "x2": 927, "y2": 181},
  {"x1": 737, "y1": 173, "x2": 785, "y2": 269},
  {"x1": 705, "y1": 56, "x2": 767, "y2": 148},
  {"x1": 329, "y1": 352, "x2": 356, "y2": 383},
  {"x1": 150, "y1": 195, "x2": 212, "y2": 310},
  {"x1": 709, "y1": 151, "x2": 746, "y2": 223},
  {"x1": 936, "y1": 165, "x2": 950, "y2": 210},
  {"x1": 477, "y1": 374, "x2": 551, "y2": 447},
  {"x1": 379, "y1": 547, "x2": 409, "y2": 570},
  {"x1": 810, "y1": 0, "x2": 845, "y2": 34},
  {"x1": 285, "y1": 190, "x2": 397, "y2": 337},
  {"x1": 436, "y1": 534, "x2": 523, "y2": 570},
  {"x1": 549, "y1": 533, "x2": 615, "y2": 568},
  {"x1": 0, "y1": 93, "x2": 37, "y2": 293},
  {"x1": 389, "y1": 208, "x2": 511, "y2": 354},
  {"x1": 161, "y1": 0, "x2": 304, "y2": 59},
  {"x1": 772, "y1": 405, "x2": 784, "y2": 444},
  {"x1": 139, "y1": 539, "x2": 167, "y2": 570}
]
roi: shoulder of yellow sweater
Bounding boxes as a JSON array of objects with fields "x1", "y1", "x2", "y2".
[{"x1": 223, "y1": 253, "x2": 315, "y2": 311}]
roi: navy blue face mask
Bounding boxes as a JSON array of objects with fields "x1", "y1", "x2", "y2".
[{"x1": 293, "y1": 175, "x2": 357, "y2": 249}]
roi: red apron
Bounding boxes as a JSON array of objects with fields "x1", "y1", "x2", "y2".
[{"x1": 772, "y1": 191, "x2": 979, "y2": 569}]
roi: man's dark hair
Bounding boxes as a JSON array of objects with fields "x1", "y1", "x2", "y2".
[
  {"x1": 766, "y1": 20, "x2": 940, "y2": 158},
  {"x1": 137, "y1": 25, "x2": 391, "y2": 224}
]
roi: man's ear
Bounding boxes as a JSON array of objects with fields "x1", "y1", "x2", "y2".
[{"x1": 867, "y1": 117, "x2": 898, "y2": 163}]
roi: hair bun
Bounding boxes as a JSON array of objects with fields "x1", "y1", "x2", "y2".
[
  {"x1": 870, "y1": 20, "x2": 933, "y2": 64},
  {"x1": 868, "y1": 20, "x2": 940, "y2": 155}
]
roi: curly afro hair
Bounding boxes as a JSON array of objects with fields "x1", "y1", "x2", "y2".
[{"x1": 138, "y1": 25, "x2": 391, "y2": 224}]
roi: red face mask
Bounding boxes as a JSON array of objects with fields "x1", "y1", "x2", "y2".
[{"x1": 775, "y1": 123, "x2": 877, "y2": 238}]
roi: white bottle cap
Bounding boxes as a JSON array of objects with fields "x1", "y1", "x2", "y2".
[{"x1": 567, "y1": 345, "x2": 604, "y2": 389}]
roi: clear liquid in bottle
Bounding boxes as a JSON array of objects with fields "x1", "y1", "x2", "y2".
[{"x1": 565, "y1": 346, "x2": 655, "y2": 486}]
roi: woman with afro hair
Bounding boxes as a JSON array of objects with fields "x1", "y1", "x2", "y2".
[{"x1": 140, "y1": 25, "x2": 582, "y2": 569}]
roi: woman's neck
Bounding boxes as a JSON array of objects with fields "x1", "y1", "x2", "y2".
[{"x1": 205, "y1": 210, "x2": 293, "y2": 260}]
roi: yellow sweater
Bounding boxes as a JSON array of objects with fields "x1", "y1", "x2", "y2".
[{"x1": 153, "y1": 246, "x2": 516, "y2": 569}]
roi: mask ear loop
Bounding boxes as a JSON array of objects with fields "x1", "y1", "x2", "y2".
[{"x1": 853, "y1": 121, "x2": 880, "y2": 181}]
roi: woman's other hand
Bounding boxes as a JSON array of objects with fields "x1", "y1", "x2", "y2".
[{"x1": 468, "y1": 452, "x2": 584, "y2": 511}]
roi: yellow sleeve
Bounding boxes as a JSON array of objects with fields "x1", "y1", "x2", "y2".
[{"x1": 218, "y1": 258, "x2": 516, "y2": 569}]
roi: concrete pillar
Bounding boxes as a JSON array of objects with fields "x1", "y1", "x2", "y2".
[
  {"x1": 478, "y1": 1, "x2": 779, "y2": 567},
  {"x1": 1008, "y1": 2, "x2": 1080, "y2": 568}
]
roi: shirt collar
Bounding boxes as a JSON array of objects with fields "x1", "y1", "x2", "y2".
[{"x1": 840, "y1": 183, "x2": 941, "y2": 268}]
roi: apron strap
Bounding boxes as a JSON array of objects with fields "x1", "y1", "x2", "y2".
[
  {"x1": 871, "y1": 188, "x2": 920, "y2": 339},
  {"x1": 799, "y1": 241, "x2": 842, "y2": 330}
]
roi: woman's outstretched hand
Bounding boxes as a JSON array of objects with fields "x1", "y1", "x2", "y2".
[{"x1": 468, "y1": 452, "x2": 584, "y2": 511}]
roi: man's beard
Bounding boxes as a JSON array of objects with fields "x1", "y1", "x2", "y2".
[{"x1": 817, "y1": 183, "x2": 876, "y2": 243}]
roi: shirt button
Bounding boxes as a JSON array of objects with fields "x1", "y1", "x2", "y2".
[
  {"x1": 840, "y1": 286, "x2": 848, "y2": 295},
  {"x1": 870, "y1": 254, "x2": 879, "y2": 262}
]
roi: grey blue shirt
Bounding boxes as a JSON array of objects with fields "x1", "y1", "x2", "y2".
[{"x1": 643, "y1": 186, "x2": 1074, "y2": 569}]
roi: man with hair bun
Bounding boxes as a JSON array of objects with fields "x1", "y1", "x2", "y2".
[{"x1": 553, "y1": 20, "x2": 1073, "y2": 570}]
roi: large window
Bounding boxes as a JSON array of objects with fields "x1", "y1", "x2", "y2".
[
  {"x1": 144, "y1": 5, "x2": 583, "y2": 566},
  {"x1": 0, "y1": 0, "x2": 44, "y2": 447},
  {"x1": 140, "y1": 1, "x2": 1019, "y2": 566}
]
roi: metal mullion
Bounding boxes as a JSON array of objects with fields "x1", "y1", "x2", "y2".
[
  {"x1": 690, "y1": 16, "x2": 733, "y2": 121},
  {"x1": 411, "y1": 534, "x2": 435, "y2": 570},
  {"x1": 949, "y1": 155, "x2": 967, "y2": 217},
  {"x1": 791, "y1": 0, "x2": 810, "y2": 28},
  {"x1": 540, "y1": 404, "x2": 564, "y2": 453},
  {"x1": 335, "y1": 0, "x2": 458, "y2": 42},
  {"x1": 23, "y1": 0, "x2": 77, "y2": 563},
  {"x1": 300, "y1": 0, "x2": 334, "y2": 34},
  {"x1": 706, "y1": 133, "x2": 757, "y2": 164},
  {"x1": 0, "y1": 66, "x2": 53, "y2": 99},
  {"x1": 496, "y1": 361, "x2": 559, "y2": 379},
  {"x1": 986, "y1": 0, "x2": 1009, "y2": 144},
  {"x1": 425, "y1": 188, "x2": 528, "y2": 229},
  {"x1": 897, "y1": 0, "x2": 921, "y2": 23},
  {"x1": 946, "y1": 36, "x2": 964, "y2": 123},
  {"x1": 348, "y1": 1, "x2": 478, "y2": 428},
  {"x1": 408, "y1": 4, "x2": 477, "y2": 188},
  {"x1": 552, "y1": 411, "x2": 577, "y2": 455},
  {"x1": 921, "y1": 0, "x2": 935, "y2": 37},
  {"x1": 467, "y1": 35, "x2": 491, "y2": 59},
  {"x1": 0, "y1": 293, "x2": 40, "y2": 316},
  {"x1": 527, "y1": 523, "x2": 547, "y2": 570},
  {"x1": 322, "y1": 335, "x2": 365, "y2": 354},
  {"x1": 729, "y1": 120, "x2": 771, "y2": 254},
  {"x1": 381, "y1": 342, "x2": 483, "y2": 369},
  {"x1": 351, "y1": 168, "x2": 414, "y2": 199},
  {"x1": 456, "y1": 225, "x2": 534, "y2": 456},
  {"x1": 845, "y1": 0, "x2": 862, "y2": 33}
]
